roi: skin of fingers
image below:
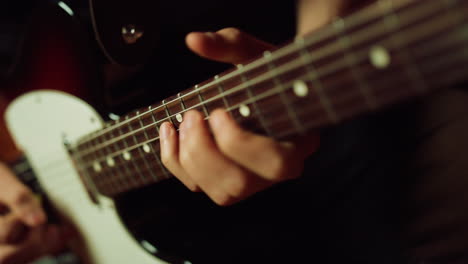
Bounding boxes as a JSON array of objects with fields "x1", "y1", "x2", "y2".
[
  {"x1": 185, "y1": 27, "x2": 274, "y2": 65},
  {"x1": 160, "y1": 122, "x2": 200, "y2": 192},
  {"x1": 209, "y1": 109, "x2": 320, "y2": 181},
  {"x1": 186, "y1": 27, "x2": 320, "y2": 167},
  {"x1": 0, "y1": 163, "x2": 46, "y2": 227},
  {"x1": 0, "y1": 215, "x2": 26, "y2": 244},
  {"x1": 179, "y1": 110, "x2": 268, "y2": 205},
  {"x1": 181, "y1": 28, "x2": 321, "y2": 204},
  {"x1": 186, "y1": 28, "x2": 320, "y2": 171},
  {"x1": 0, "y1": 225, "x2": 65, "y2": 264}
]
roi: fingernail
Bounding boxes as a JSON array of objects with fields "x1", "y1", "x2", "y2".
[
  {"x1": 210, "y1": 110, "x2": 226, "y2": 130},
  {"x1": 183, "y1": 112, "x2": 194, "y2": 129},
  {"x1": 204, "y1": 32, "x2": 217, "y2": 40},
  {"x1": 180, "y1": 113, "x2": 194, "y2": 141},
  {"x1": 160, "y1": 123, "x2": 169, "y2": 141},
  {"x1": 179, "y1": 123, "x2": 186, "y2": 141}
]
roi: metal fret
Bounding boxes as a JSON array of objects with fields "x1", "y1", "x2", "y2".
[
  {"x1": 237, "y1": 64, "x2": 273, "y2": 136},
  {"x1": 149, "y1": 106, "x2": 170, "y2": 179},
  {"x1": 130, "y1": 112, "x2": 157, "y2": 182},
  {"x1": 178, "y1": 93, "x2": 187, "y2": 110},
  {"x1": 379, "y1": 0, "x2": 427, "y2": 93},
  {"x1": 333, "y1": 18, "x2": 378, "y2": 109},
  {"x1": 263, "y1": 50, "x2": 306, "y2": 134},
  {"x1": 123, "y1": 116, "x2": 148, "y2": 185},
  {"x1": 65, "y1": 0, "x2": 468, "y2": 199},
  {"x1": 214, "y1": 75, "x2": 230, "y2": 109},
  {"x1": 114, "y1": 120, "x2": 141, "y2": 187},
  {"x1": 295, "y1": 37, "x2": 339, "y2": 124},
  {"x1": 195, "y1": 85, "x2": 210, "y2": 117},
  {"x1": 162, "y1": 99, "x2": 174, "y2": 124},
  {"x1": 102, "y1": 127, "x2": 131, "y2": 191},
  {"x1": 85, "y1": 141, "x2": 106, "y2": 192},
  {"x1": 93, "y1": 134, "x2": 119, "y2": 195},
  {"x1": 174, "y1": 93, "x2": 185, "y2": 123}
]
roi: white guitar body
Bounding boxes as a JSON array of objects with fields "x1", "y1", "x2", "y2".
[{"x1": 5, "y1": 90, "x2": 166, "y2": 264}]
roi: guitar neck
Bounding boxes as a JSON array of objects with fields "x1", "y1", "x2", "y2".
[{"x1": 71, "y1": 0, "x2": 468, "y2": 197}]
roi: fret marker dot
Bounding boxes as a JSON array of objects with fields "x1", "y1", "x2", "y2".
[
  {"x1": 93, "y1": 162, "x2": 102, "y2": 172},
  {"x1": 263, "y1": 51, "x2": 272, "y2": 58},
  {"x1": 239, "y1": 104, "x2": 251, "y2": 117},
  {"x1": 176, "y1": 113, "x2": 183, "y2": 123},
  {"x1": 293, "y1": 80, "x2": 309, "y2": 97},
  {"x1": 370, "y1": 46, "x2": 391, "y2": 69},
  {"x1": 143, "y1": 144, "x2": 151, "y2": 153},
  {"x1": 107, "y1": 157, "x2": 115, "y2": 167},
  {"x1": 123, "y1": 152, "x2": 132, "y2": 161}
]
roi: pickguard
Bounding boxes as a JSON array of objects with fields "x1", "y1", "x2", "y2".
[{"x1": 5, "y1": 90, "x2": 166, "y2": 264}]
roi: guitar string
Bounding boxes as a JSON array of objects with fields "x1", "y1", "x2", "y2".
[
  {"x1": 94, "y1": 41, "x2": 468, "y2": 196},
  {"x1": 74, "y1": 0, "x2": 423, "y2": 146},
  {"x1": 42, "y1": 34, "x2": 468, "y2": 197},
  {"x1": 40, "y1": 10, "x2": 468, "y2": 192},
  {"x1": 33, "y1": 0, "x2": 468, "y2": 194},
  {"x1": 89, "y1": 95, "x2": 330, "y2": 195},
  {"x1": 75, "y1": 9, "x2": 465, "y2": 166},
  {"x1": 45, "y1": 62, "x2": 466, "y2": 198},
  {"x1": 46, "y1": 57, "x2": 468, "y2": 199},
  {"x1": 44, "y1": 23, "x2": 468, "y2": 200},
  {"x1": 73, "y1": 0, "x2": 454, "y2": 159},
  {"x1": 75, "y1": 0, "x2": 389, "y2": 143},
  {"x1": 74, "y1": 26, "x2": 450, "y2": 171},
  {"x1": 74, "y1": 0, "x2": 441, "y2": 157},
  {"x1": 44, "y1": 94, "x2": 327, "y2": 194}
]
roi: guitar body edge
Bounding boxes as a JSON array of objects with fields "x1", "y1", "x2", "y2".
[{"x1": 5, "y1": 90, "x2": 165, "y2": 264}]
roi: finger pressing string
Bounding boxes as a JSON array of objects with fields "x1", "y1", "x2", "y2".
[{"x1": 186, "y1": 27, "x2": 274, "y2": 65}]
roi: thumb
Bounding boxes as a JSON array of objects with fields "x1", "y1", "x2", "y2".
[{"x1": 186, "y1": 27, "x2": 274, "y2": 65}]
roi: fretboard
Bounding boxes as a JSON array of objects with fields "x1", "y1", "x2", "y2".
[{"x1": 71, "y1": 0, "x2": 468, "y2": 198}]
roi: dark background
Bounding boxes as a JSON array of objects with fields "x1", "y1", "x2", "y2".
[{"x1": 100, "y1": 0, "x2": 297, "y2": 115}]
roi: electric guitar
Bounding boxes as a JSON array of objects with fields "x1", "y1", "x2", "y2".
[{"x1": 3, "y1": 0, "x2": 468, "y2": 263}]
